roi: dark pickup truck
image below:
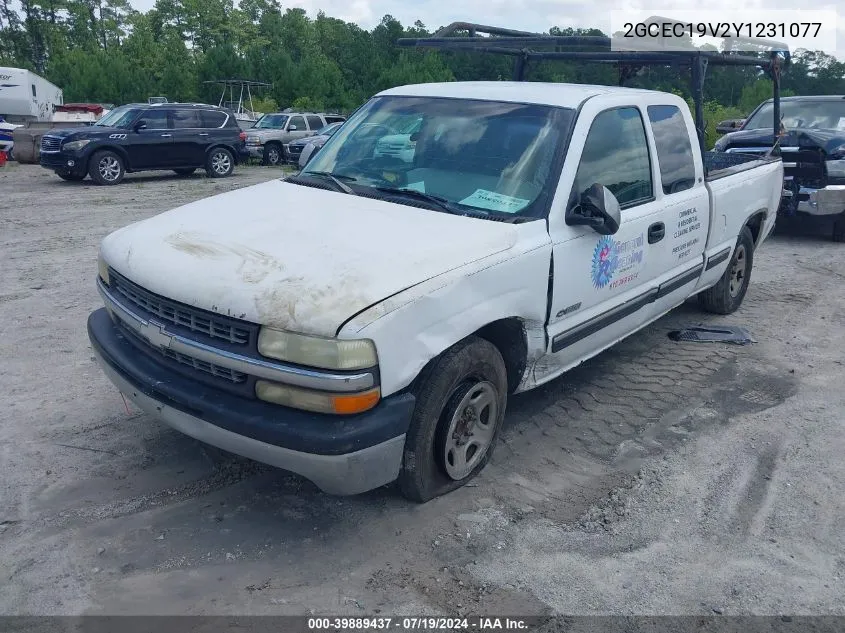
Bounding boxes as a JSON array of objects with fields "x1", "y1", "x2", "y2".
[{"x1": 713, "y1": 95, "x2": 845, "y2": 242}]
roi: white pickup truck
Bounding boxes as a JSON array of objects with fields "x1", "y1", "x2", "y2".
[{"x1": 89, "y1": 82, "x2": 783, "y2": 502}]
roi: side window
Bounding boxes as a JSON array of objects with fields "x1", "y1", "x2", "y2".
[
  {"x1": 305, "y1": 115, "x2": 323, "y2": 130},
  {"x1": 574, "y1": 107, "x2": 653, "y2": 208},
  {"x1": 201, "y1": 110, "x2": 227, "y2": 128},
  {"x1": 171, "y1": 109, "x2": 201, "y2": 129},
  {"x1": 647, "y1": 105, "x2": 696, "y2": 195},
  {"x1": 325, "y1": 116, "x2": 345, "y2": 124},
  {"x1": 140, "y1": 108, "x2": 169, "y2": 129},
  {"x1": 288, "y1": 115, "x2": 305, "y2": 131},
  {"x1": 31, "y1": 84, "x2": 36, "y2": 97}
]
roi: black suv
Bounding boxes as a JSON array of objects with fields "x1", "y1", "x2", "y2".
[{"x1": 40, "y1": 103, "x2": 249, "y2": 185}]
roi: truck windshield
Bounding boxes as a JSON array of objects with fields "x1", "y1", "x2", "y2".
[
  {"x1": 301, "y1": 96, "x2": 573, "y2": 218},
  {"x1": 744, "y1": 100, "x2": 845, "y2": 131},
  {"x1": 253, "y1": 114, "x2": 289, "y2": 129},
  {"x1": 94, "y1": 107, "x2": 140, "y2": 128}
]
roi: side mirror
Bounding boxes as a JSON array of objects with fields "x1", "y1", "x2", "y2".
[
  {"x1": 288, "y1": 124, "x2": 298, "y2": 131},
  {"x1": 134, "y1": 120, "x2": 148, "y2": 132},
  {"x1": 566, "y1": 183, "x2": 621, "y2": 235}
]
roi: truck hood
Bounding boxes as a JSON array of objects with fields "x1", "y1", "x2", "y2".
[
  {"x1": 246, "y1": 129, "x2": 283, "y2": 139},
  {"x1": 101, "y1": 179, "x2": 520, "y2": 337},
  {"x1": 716, "y1": 127, "x2": 845, "y2": 155}
]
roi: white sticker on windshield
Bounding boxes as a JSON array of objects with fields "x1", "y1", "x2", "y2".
[
  {"x1": 406, "y1": 181, "x2": 426, "y2": 193},
  {"x1": 837, "y1": 117, "x2": 845, "y2": 131},
  {"x1": 459, "y1": 189, "x2": 530, "y2": 214}
]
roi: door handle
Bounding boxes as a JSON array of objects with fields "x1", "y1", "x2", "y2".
[
  {"x1": 648, "y1": 222, "x2": 665, "y2": 244},
  {"x1": 160, "y1": 133, "x2": 172, "y2": 138},
  {"x1": 198, "y1": 133, "x2": 209, "y2": 136}
]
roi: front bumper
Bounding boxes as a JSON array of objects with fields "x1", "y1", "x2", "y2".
[
  {"x1": 40, "y1": 150, "x2": 86, "y2": 173},
  {"x1": 87, "y1": 308, "x2": 415, "y2": 495},
  {"x1": 246, "y1": 144, "x2": 264, "y2": 158},
  {"x1": 786, "y1": 184, "x2": 845, "y2": 217}
]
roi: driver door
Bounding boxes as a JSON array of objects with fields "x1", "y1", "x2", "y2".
[{"x1": 546, "y1": 104, "x2": 669, "y2": 369}]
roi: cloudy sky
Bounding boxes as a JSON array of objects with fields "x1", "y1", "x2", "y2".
[{"x1": 127, "y1": 0, "x2": 844, "y2": 58}]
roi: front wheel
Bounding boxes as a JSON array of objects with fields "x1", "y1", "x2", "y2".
[
  {"x1": 398, "y1": 336, "x2": 508, "y2": 503},
  {"x1": 206, "y1": 148, "x2": 234, "y2": 178},
  {"x1": 262, "y1": 143, "x2": 283, "y2": 166},
  {"x1": 698, "y1": 225, "x2": 755, "y2": 314},
  {"x1": 88, "y1": 150, "x2": 125, "y2": 186}
]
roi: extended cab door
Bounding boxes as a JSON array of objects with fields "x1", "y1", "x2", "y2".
[
  {"x1": 641, "y1": 103, "x2": 709, "y2": 315},
  {"x1": 544, "y1": 99, "x2": 685, "y2": 371}
]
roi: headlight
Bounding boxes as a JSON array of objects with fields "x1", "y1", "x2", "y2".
[
  {"x1": 255, "y1": 380, "x2": 380, "y2": 415},
  {"x1": 97, "y1": 253, "x2": 110, "y2": 285},
  {"x1": 826, "y1": 159, "x2": 845, "y2": 179},
  {"x1": 246, "y1": 136, "x2": 262, "y2": 145},
  {"x1": 63, "y1": 139, "x2": 91, "y2": 151},
  {"x1": 257, "y1": 327, "x2": 377, "y2": 370}
]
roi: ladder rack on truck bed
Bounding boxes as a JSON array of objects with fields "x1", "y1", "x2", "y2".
[{"x1": 396, "y1": 20, "x2": 790, "y2": 154}]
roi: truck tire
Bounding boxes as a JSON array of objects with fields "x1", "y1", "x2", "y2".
[
  {"x1": 833, "y1": 213, "x2": 845, "y2": 243},
  {"x1": 698, "y1": 225, "x2": 755, "y2": 315},
  {"x1": 88, "y1": 150, "x2": 125, "y2": 186},
  {"x1": 263, "y1": 142, "x2": 283, "y2": 166},
  {"x1": 206, "y1": 147, "x2": 234, "y2": 178},
  {"x1": 398, "y1": 336, "x2": 508, "y2": 503}
]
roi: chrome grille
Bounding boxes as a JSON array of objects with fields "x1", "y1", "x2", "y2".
[
  {"x1": 119, "y1": 321, "x2": 247, "y2": 384},
  {"x1": 109, "y1": 269, "x2": 252, "y2": 346},
  {"x1": 41, "y1": 136, "x2": 61, "y2": 152}
]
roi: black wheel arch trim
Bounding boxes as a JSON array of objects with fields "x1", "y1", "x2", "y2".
[{"x1": 705, "y1": 247, "x2": 732, "y2": 271}]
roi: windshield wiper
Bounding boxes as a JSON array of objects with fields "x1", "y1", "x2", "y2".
[
  {"x1": 302, "y1": 171, "x2": 357, "y2": 194},
  {"x1": 372, "y1": 186, "x2": 465, "y2": 215}
]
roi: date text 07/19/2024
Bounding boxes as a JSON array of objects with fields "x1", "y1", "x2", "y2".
[{"x1": 307, "y1": 617, "x2": 530, "y2": 630}]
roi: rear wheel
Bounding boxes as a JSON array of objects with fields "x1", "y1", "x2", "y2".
[
  {"x1": 206, "y1": 148, "x2": 234, "y2": 178},
  {"x1": 833, "y1": 212, "x2": 845, "y2": 243},
  {"x1": 173, "y1": 168, "x2": 196, "y2": 176},
  {"x1": 88, "y1": 150, "x2": 125, "y2": 186},
  {"x1": 263, "y1": 142, "x2": 283, "y2": 166},
  {"x1": 698, "y1": 225, "x2": 754, "y2": 314},
  {"x1": 57, "y1": 171, "x2": 85, "y2": 182},
  {"x1": 398, "y1": 336, "x2": 507, "y2": 503}
]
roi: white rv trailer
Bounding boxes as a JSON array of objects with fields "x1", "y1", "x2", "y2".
[{"x1": 0, "y1": 66, "x2": 64, "y2": 123}]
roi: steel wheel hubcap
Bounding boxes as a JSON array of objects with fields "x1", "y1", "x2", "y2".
[
  {"x1": 99, "y1": 156, "x2": 120, "y2": 181},
  {"x1": 729, "y1": 244, "x2": 747, "y2": 297},
  {"x1": 442, "y1": 381, "x2": 498, "y2": 480},
  {"x1": 212, "y1": 152, "x2": 231, "y2": 174}
]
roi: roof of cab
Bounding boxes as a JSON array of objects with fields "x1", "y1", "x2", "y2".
[{"x1": 377, "y1": 81, "x2": 665, "y2": 109}]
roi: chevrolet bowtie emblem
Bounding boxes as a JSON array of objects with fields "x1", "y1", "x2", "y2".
[{"x1": 140, "y1": 319, "x2": 173, "y2": 349}]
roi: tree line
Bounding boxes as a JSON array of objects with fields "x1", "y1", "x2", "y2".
[{"x1": 2, "y1": 0, "x2": 844, "y2": 143}]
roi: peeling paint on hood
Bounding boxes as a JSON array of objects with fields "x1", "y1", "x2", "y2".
[{"x1": 100, "y1": 179, "x2": 520, "y2": 337}]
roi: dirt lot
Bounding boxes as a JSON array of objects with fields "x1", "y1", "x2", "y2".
[{"x1": 1, "y1": 163, "x2": 844, "y2": 617}]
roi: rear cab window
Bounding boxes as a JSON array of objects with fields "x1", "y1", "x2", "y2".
[
  {"x1": 647, "y1": 105, "x2": 697, "y2": 195},
  {"x1": 573, "y1": 107, "x2": 653, "y2": 209}
]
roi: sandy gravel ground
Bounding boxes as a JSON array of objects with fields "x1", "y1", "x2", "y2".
[{"x1": 1, "y1": 163, "x2": 843, "y2": 617}]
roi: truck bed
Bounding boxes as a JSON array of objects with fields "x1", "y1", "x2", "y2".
[{"x1": 704, "y1": 151, "x2": 780, "y2": 181}]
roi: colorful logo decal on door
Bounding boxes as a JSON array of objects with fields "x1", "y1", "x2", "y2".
[{"x1": 591, "y1": 236, "x2": 618, "y2": 288}]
